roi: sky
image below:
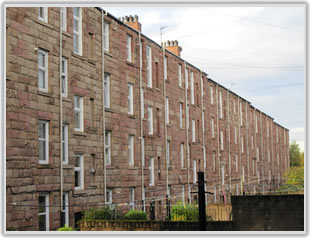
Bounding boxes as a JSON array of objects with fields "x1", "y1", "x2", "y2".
[{"x1": 106, "y1": 5, "x2": 305, "y2": 151}]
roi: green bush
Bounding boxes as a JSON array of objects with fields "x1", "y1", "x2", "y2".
[
  {"x1": 171, "y1": 201, "x2": 199, "y2": 221},
  {"x1": 83, "y1": 207, "x2": 114, "y2": 220},
  {"x1": 124, "y1": 209, "x2": 147, "y2": 220},
  {"x1": 57, "y1": 225, "x2": 74, "y2": 231}
]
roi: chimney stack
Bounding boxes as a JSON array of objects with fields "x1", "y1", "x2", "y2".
[
  {"x1": 161, "y1": 40, "x2": 182, "y2": 57},
  {"x1": 119, "y1": 15, "x2": 142, "y2": 32}
]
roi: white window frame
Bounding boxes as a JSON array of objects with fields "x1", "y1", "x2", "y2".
[
  {"x1": 38, "y1": 49, "x2": 48, "y2": 92},
  {"x1": 276, "y1": 128, "x2": 279, "y2": 143},
  {"x1": 62, "y1": 124, "x2": 68, "y2": 165},
  {"x1": 219, "y1": 91, "x2": 223, "y2": 119},
  {"x1": 211, "y1": 118, "x2": 215, "y2": 138},
  {"x1": 235, "y1": 155, "x2": 238, "y2": 172},
  {"x1": 165, "y1": 97, "x2": 169, "y2": 124},
  {"x1": 242, "y1": 166, "x2": 245, "y2": 182},
  {"x1": 38, "y1": 7, "x2": 48, "y2": 22},
  {"x1": 240, "y1": 102, "x2": 243, "y2": 126},
  {"x1": 166, "y1": 140, "x2": 170, "y2": 166},
  {"x1": 255, "y1": 114, "x2": 258, "y2": 133},
  {"x1": 61, "y1": 57, "x2": 67, "y2": 97},
  {"x1": 74, "y1": 95, "x2": 84, "y2": 132},
  {"x1": 213, "y1": 151, "x2": 216, "y2": 172},
  {"x1": 127, "y1": 35, "x2": 132, "y2": 62},
  {"x1": 147, "y1": 107, "x2": 153, "y2": 135},
  {"x1": 193, "y1": 160, "x2": 197, "y2": 184},
  {"x1": 130, "y1": 188, "x2": 135, "y2": 209},
  {"x1": 256, "y1": 147, "x2": 260, "y2": 161},
  {"x1": 39, "y1": 120, "x2": 49, "y2": 164},
  {"x1": 140, "y1": 88, "x2": 144, "y2": 119},
  {"x1": 128, "y1": 83, "x2": 134, "y2": 115},
  {"x1": 214, "y1": 186, "x2": 217, "y2": 202},
  {"x1": 221, "y1": 165, "x2": 225, "y2": 185},
  {"x1": 233, "y1": 99, "x2": 236, "y2": 113},
  {"x1": 105, "y1": 131, "x2": 111, "y2": 165},
  {"x1": 251, "y1": 135, "x2": 254, "y2": 149},
  {"x1": 241, "y1": 136, "x2": 244, "y2": 153},
  {"x1": 104, "y1": 73, "x2": 110, "y2": 108},
  {"x1": 179, "y1": 103, "x2": 183, "y2": 128},
  {"x1": 38, "y1": 194, "x2": 49, "y2": 231},
  {"x1": 149, "y1": 158, "x2": 154, "y2": 186},
  {"x1": 164, "y1": 56, "x2": 168, "y2": 80},
  {"x1": 220, "y1": 131, "x2": 224, "y2": 151},
  {"x1": 210, "y1": 86, "x2": 214, "y2": 104},
  {"x1": 190, "y1": 71, "x2": 194, "y2": 104},
  {"x1": 202, "y1": 111, "x2": 205, "y2": 132},
  {"x1": 141, "y1": 137, "x2": 145, "y2": 167},
  {"x1": 73, "y1": 7, "x2": 82, "y2": 55},
  {"x1": 178, "y1": 64, "x2": 182, "y2": 87},
  {"x1": 277, "y1": 153, "x2": 280, "y2": 165},
  {"x1": 192, "y1": 120, "x2": 196, "y2": 142},
  {"x1": 268, "y1": 150, "x2": 271, "y2": 162},
  {"x1": 186, "y1": 105, "x2": 189, "y2": 130},
  {"x1": 128, "y1": 135, "x2": 134, "y2": 166},
  {"x1": 106, "y1": 189, "x2": 113, "y2": 205},
  {"x1": 203, "y1": 146, "x2": 206, "y2": 169},
  {"x1": 103, "y1": 21, "x2": 109, "y2": 51},
  {"x1": 146, "y1": 46, "x2": 152, "y2": 87},
  {"x1": 185, "y1": 68, "x2": 189, "y2": 90},
  {"x1": 62, "y1": 192, "x2": 69, "y2": 227},
  {"x1": 180, "y1": 143, "x2": 184, "y2": 168},
  {"x1": 74, "y1": 154, "x2": 84, "y2": 190},
  {"x1": 234, "y1": 126, "x2": 237, "y2": 144},
  {"x1": 61, "y1": 7, "x2": 67, "y2": 31},
  {"x1": 269, "y1": 170, "x2": 272, "y2": 183}
]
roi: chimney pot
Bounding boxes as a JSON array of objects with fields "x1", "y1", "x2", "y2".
[
  {"x1": 164, "y1": 39, "x2": 182, "y2": 57},
  {"x1": 121, "y1": 14, "x2": 142, "y2": 32},
  {"x1": 134, "y1": 15, "x2": 138, "y2": 22}
]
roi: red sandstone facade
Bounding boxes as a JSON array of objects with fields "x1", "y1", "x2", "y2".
[{"x1": 5, "y1": 7, "x2": 289, "y2": 230}]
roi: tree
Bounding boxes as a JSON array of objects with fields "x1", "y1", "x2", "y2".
[{"x1": 289, "y1": 141, "x2": 302, "y2": 167}]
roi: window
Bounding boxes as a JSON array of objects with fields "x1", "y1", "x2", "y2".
[
  {"x1": 106, "y1": 189, "x2": 112, "y2": 205},
  {"x1": 166, "y1": 140, "x2": 170, "y2": 166},
  {"x1": 104, "y1": 73, "x2": 110, "y2": 108},
  {"x1": 241, "y1": 136, "x2": 244, "y2": 153},
  {"x1": 255, "y1": 114, "x2": 258, "y2": 133},
  {"x1": 88, "y1": 32, "x2": 95, "y2": 59},
  {"x1": 103, "y1": 21, "x2": 109, "y2": 51},
  {"x1": 165, "y1": 97, "x2": 169, "y2": 124},
  {"x1": 141, "y1": 137, "x2": 145, "y2": 167},
  {"x1": 268, "y1": 150, "x2": 270, "y2": 162},
  {"x1": 193, "y1": 160, "x2": 197, "y2": 183},
  {"x1": 186, "y1": 105, "x2": 189, "y2": 130},
  {"x1": 219, "y1": 91, "x2": 223, "y2": 119},
  {"x1": 251, "y1": 135, "x2": 254, "y2": 149},
  {"x1": 105, "y1": 131, "x2": 111, "y2": 165},
  {"x1": 180, "y1": 143, "x2": 184, "y2": 168},
  {"x1": 38, "y1": 7, "x2": 48, "y2": 22},
  {"x1": 256, "y1": 147, "x2": 260, "y2": 161},
  {"x1": 220, "y1": 131, "x2": 224, "y2": 151},
  {"x1": 257, "y1": 170, "x2": 260, "y2": 184},
  {"x1": 164, "y1": 56, "x2": 168, "y2": 80},
  {"x1": 267, "y1": 121, "x2": 270, "y2": 137},
  {"x1": 240, "y1": 102, "x2": 243, "y2": 126},
  {"x1": 210, "y1": 86, "x2": 214, "y2": 104},
  {"x1": 233, "y1": 99, "x2": 236, "y2": 113},
  {"x1": 128, "y1": 135, "x2": 134, "y2": 166},
  {"x1": 74, "y1": 154, "x2": 84, "y2": 189},
  {"x1": 73, "y1": 7, "x2": 82, "y2": 55},
  {"x1": 190, "y1": 71, "x2": 194, "y2": 104},
  {"x1": 235, "y1": 155, "x2": 238, "y2": 172},
  {"x1": 269, "y1": 170, "x2": 272, "y2": 183},
  {"x1": 242, "y1": 166, "x2": 245, "y2": 182},
  {"x1": 62, "y1": 124, "x2": 68, "y2": 164},
  {"x1": 213, "y1": 151, "x2": 216, "y2": 172},
  {"x1": 74, "y1": 96, "x2": 83, "y2": 131},
  {"x1": 214, "y1": 186, "x2": 217, "y2": 202},
  {"x1": 185, "y1": 68, "x2": 189, "y2": 89},
  {"x1": 203, "y1": 146, "x2": 206, "y2": 169},
  {"x1": 61, "y1": 7, "x2": 67, "y2": 31},
  {"x1": 61, "y1": 57, "x2": 67, "y2": 97},
  {"x1": 234, "y1": 126, "x2": 237, "y2": 144},
  {"x1": 156, "y1": 108, "x2": 160, "y2": 135},
  {"x1": 221, "y1": 165, "x2": 225, "y2": 185},
  {"x1": 38, "y1": 194, "x2": 49, "y2": 231},
  {"x1": 38, "y1": 49, "x2": 48, "y2": 92},
  {"x1": 61, "y1": 192, "x2": 69, "y2": 227},
  {"x1": 252, "y1": 159, "x2": 255, "y2": 175},
  {"x1": 202, "y1": 111, "x2": 205, "y2": 132},
  {"x1": 149, "y1": 158, "x2": 154, "y2": 186},
  {"x1": 127, "y1": 35, "x2": 132, "y2": 62},
  {"x1": 211, "y1": 118, "x2": 215, "y2": 138},
  {"x1": 128, "y1": 83, "x2": 133, "y2": 115},
  {"x1": 148, "y1": 107, "x2": 153, "y2": 135},
  {"x1": 178, "y1": 64, "x2": 182, "y2": 87},
  {"x1": 130, "y1": 188, "x2": 135, "y2": 209},
  {"x1": 155, "y1": 62, "x2": 159, "y2": 88},
  {"x1": 39, "y1": 120, "x2": 49, "y2": 164},
  {"x1": 146, "y1": 46, "x2": 152, "y2": 87},
  {"x1": 179, "y1": 103, "x2": 183, "y2": 128},
  {"x1": 192, "y1": 120, "x2": 196, "y2": 142},
  {"x1": 277, "y1": 153, "x2": 280, "y2": 165},
  {"x1": 276, "y1": 127, "x2": 279, "y2": 143},
  {"x1": 140, "y1": 89, "x2": 144, "y2": 119}
]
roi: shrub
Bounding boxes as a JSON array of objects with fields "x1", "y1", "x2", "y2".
[
  {"x1": 83, "y1": 207, "x2": 114, "y2": 220},
  {"x1": 124, "y1": 209, "x2": 147, "y2": 220},
  {"x1": 57, "y1": 225, "x2": 74, "y2": 231},
  {"x1": 171, "y1": 201, "x2": 199, "y2": 221}
]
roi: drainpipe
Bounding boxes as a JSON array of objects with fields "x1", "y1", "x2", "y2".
[
  {"x1": 162, "y1": 43, "x2": 168, "y2": 200},
  {"x1": 200, "y1": 72, "x2": 205, "y2": 170},
  {"x1": 216, "y1": 85, "x2": 220, "y2": 195},
  {"x1": 238, "y1": 96, "x2": 242, "y2": 194},
  {"x1": 259, "y1": 111, "x2": 264, "y2": 194},
  {"x1": 270, "y1": 120, "x2": 274, "y2": 185},
  {"x1": 101, "y1": 10, "x2": 107, "y2": 205},
  {"x1": 226, "y1": 88, "x2": 231, "y2": 194},
  {"x1": 138, "y1": 32, "x2": 144, "y2": 208},
  {"x1": 245, "y1": 101, "x2": 250, "y2": 190},
  {"x1": 59, "y1": 7, "x2": 63, "y2": 217},
  {"x1": 254, "y1": 108, "x2": 257, "y2": 187},
  {"x1": 184, "y1": 61, "x2": 190, "y2": 203}
]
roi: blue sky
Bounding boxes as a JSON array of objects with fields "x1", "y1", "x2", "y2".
[{"x1": 106, "y1": 5, "x2": 305, "y2": 151}]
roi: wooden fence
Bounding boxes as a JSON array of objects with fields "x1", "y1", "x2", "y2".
[{"x1": 206, "y1": 203, "x2": 232, "y2": 221}]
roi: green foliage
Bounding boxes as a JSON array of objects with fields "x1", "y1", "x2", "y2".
[
  {"x1": 83, "y1": 207, "x2": 114, "y2": 220},
  {"x1": 57, "y1": 225, "x2": 74, "y2": 231},
  {"x1": 289, "y1": 141, "x2": 302, "y2": 167},
  {"x1": 171, "y1": 201, "x2": 199, "y2": 221},
  {"x1": 124, "y1": 209, "x2": 147, "y2": 220}
]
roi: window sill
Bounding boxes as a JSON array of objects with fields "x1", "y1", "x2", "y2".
[
  {"x1": 128, "y1": 166, "x2": 137, "y2": 170},
  {"x1": 62, "y1": 165, "x2": 74, "y2": 170},
  {"x1": 62, "y1": 31, "x2": 71, "y2": 38},
  {"x1": 88, "y1": 59, "x2": 96, "y2": 65},
  {"x1": 89, "y1": 127, "x2": 97, "y2": 132},
  {"x1": 74, "y1": 189, "x2": 87, "y2": 195},
  {"x1": 37, "y1": 163, "x2": 53, "y2": 169},
  {"x1": 35, "y1": 20, "x2": 55, "y2": 31},
  {"x1": 155, "y1": 88, "x2": 161, "y2": 92},
  {"x1": 104, "y1": 51, "x2": 113, "y2": 58},
  {"x1": 178, "y1": 86, "x2": 184, "y2": 90},
  {"x1": 181, "y1": 168, "x2": 187, "y2": 171},
  {"x1": 166, "y1": 124, "x2": 171, "y2": 127},
  {"x1": 38, "y1": 90, "x2": 52, "y2": 98},
  {"x1": 146, "y1": 86, "x2": 154, "y2": 92},
  {"x1": 128, "y1": 114, "x2": 135, "y2": 119},
  {"x1": 73, "y1": 131, "x2": 86, "y2": 137},
  {"x1": 147, "y1": 134, "x2": 155, "y2": 138},
  {"x1": 126, "y1": 61, "x2": 136, "y2": 67},
  {"x1": 105, "y1": 108, "x2": 114, "y2": 113},
  {"x1": 62, "y1": 96, "x2": 71, "y2": 102},
  {"x1": 168, "y1": 167, "x2": 173, "y2": 171},
  {"x1": 72, "y1": 52, "x2": 86, "y2": 61}
]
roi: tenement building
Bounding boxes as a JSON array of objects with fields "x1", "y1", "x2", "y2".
[{"x1": 6, "y1": 7, "x2": 289, "y2": 230}]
